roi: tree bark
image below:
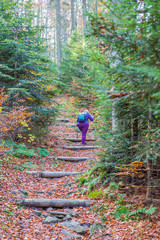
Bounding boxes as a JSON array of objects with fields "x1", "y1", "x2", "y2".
[
  {"x1": 56, "y1": 0, "x2": 62, "y2": 64},
  {"x1": 19, "y1": 199, "x2": 93, "y2": 208},
  {"x1": 57, "y1": 156, "x2": 92, "y2": 161},
  {"x1": 82, "y1": 0, "x2": 87, "y2": 34},
  {"x1": 71, "y1": 0, "x2": 75, "y2": 33},
  {"x1": 65, "y1": 138, "x2": 95, "y2": 142},
  {"x1": 62, "y1": 146, "x2": 98, "y2": 150},
  {"x1": 25, "y1": 171, "x2": 82, "y2": 178},
  {"x1": 146, "y1": 90, "x2": 153, "y2": 201}
]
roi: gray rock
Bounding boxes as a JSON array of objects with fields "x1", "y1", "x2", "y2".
[
  {"x1": 63, "y1": 214, "x2": 72, "y2": 221},
  {"x1": 46, "y1": 207, "x2": 53, "y2": 211},
  {"x1": 33, "y1": 210, "x2": 42, "y2": 217},
  {"x1": 66, "y1": 210, "x2": 79, "y2": 218},
  {"x1": 50, "y1": 211, "x2": 68, "y2": 216},
  {"x1": 62, "y1": 229, "x2": 81, "y2": 239},
  {"x1": 42, "y1": 216, "x2": 59, "y2": 224},
  {"x1": 61, "y1": 220, "x2": 87, "y2": 234},
  {"x1": 18, "y1": 189, "x2": 28, "y2": 195}
]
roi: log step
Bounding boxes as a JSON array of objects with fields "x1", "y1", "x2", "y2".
[
  {"x1": 19, "y1": 199, "x2": 93, "y2": 208},
  {"x1": 57, "y1": 157, "x2": 92, "y2": 162},
  {"x1": 62, "y1": 146, "x2": 98, "y2": 150},
  {"x1": 65, "y1": 138, "x2": 95, "y2": 142},
  {"x1": 25, "y1": 171, "x2": 82, "y2": 178},
  {"x1": 57, "y1": 118, "x2": 69, "y2": 123},
  {"x1": 58, "y1": 132, "x2": 93, "y2": 136}
]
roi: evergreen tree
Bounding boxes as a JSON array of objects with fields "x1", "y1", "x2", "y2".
[{"x1": 0, "y1": 0, "x2": 57, "y2": 138}]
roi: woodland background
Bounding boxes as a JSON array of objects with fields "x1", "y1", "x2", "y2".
[{"x1": 0, "y1": 0, "x2": 160, "y2": 238}]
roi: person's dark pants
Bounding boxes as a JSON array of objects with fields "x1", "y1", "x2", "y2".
[{"x1": 77, "y1": 123, "x2": 89, "y2": 145}]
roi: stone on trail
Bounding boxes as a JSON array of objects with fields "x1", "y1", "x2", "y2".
[
  {"x1": 57, "y1": 156, "x2": 92, "y2": 162},
  {"x1": 42, "y1": 216, "x2": 59, "y2": 224},
  {"x1": 66, "y1": 209, "x2": 79, "y2": 218},
  {"x1": 33, "y1": 210, "x2": 42, "y2": 217},
  {"x1": 61, "y1": 220, "x2": 88, "y2": 234},
  {"x1": 62, "y1": 229, "x2": 82, "y2": 239}
]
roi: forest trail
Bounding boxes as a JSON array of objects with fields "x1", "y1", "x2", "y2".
[
  {"x1": 1, "y1": 96, "x2": 159, "y2": 240},
  {"x1": 0, "y1": 96, "x2": 105, "y2": 240}
]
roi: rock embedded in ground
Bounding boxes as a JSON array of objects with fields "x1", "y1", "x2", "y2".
[
  {"x1": 33, "y1": 210, "x2": 42, "y2": 217},
  {"x1": 46, "y1": 207, "x2": 53, "y2": 211},
  {"x1": 63, "y1": 214, "x2": 72, "y2": 221},
  {"x1": 62, "y1": 229, "x2": 82, "y2": 239},
  {"x1": 66, "y1": 210, "x2": 79, "y2": 218},
  {"x1": 61, "y1": 220, "x2": 88, "y2": 234},
  {"x1": 42, "y1": 216, "x2": 59, "y2": 224}
]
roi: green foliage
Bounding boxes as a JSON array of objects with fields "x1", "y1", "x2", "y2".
[
  {"x1": 74, "y1": 0, "x2": 160, "y2": 197},
  {"x1": 129, "y1": 205, "x2": 157, "y2": 219},
  {"x1": 14, "y1": 161, "x2": 37, "y2": 171},
  {"x1": 88, "y1": 189, "x2": 102, "y2": 198},
  {"x1": 78, "y1": 176, "x2": 87, "y2": 187},
  {"x1": 113, "y1": 205, "x2": 130, "y2": 220},
  {"x1": 37, "y1": 147, "x2": 50, "y2": 157},
  {"x1": 0, "y1": 0, "x2": 58, "y2": 139},
  {"x1": 4, "y1": 140, "x2": 50, "y2": 158},
  {"x1": 11, "y1": 143, "x2": 36, "y2": 158}
]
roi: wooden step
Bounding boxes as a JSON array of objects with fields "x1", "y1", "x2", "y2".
[
  {"x1": 25, "y1": 171, "x2": 82, "y2": 178},
  {"x1": 19, "y1": 199, "x2": 93, "y2": 208},
  {"x1": 57, "y1": 118, "x2": 69, "y2": 123},
  {"x1": 58, "y1": 132, "x2": 93, "y2": 136},
  {"x1": 65, "y1": 138, "x2": 96, "y2": 142},
  {"x1": 57, "y1": 156, "x2": 93, "y2": 162},
  {"x1": 62, "y1": 146, "x2": 98, "y2": 150}
]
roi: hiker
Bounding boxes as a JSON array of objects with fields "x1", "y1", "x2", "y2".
[{"x1": 77, "y1": 110, "x2": 94, "y2": 146}]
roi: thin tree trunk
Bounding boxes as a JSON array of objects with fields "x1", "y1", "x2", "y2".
[
  {"x1": 146, "y1": 86, "x2": 152, "y2": 201},
  {"x1": 71, "y1": 0, "x2": 75, "y2": 33},
  {"x1": 56, "y1": 0, "x2": 62, "y2": 64},
  {"x1": 82, "y1": 0, "x2": 87, "y2": 34}
]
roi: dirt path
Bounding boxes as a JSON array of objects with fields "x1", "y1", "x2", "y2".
[{"x1": 0, "y1": 96, "x2": 159, "y2": 240}]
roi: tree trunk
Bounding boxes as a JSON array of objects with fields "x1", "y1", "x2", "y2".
[
  {"x1": 146, "y1": 90, "x2": 153, "y2": 201},
  {"x1": 56, "y1": 0, "x2": 62, "y2": 64},
  {"x1": 19, "y1": 199, "x2": 93, "y2": 208},
  {"x1": 82, "y1": 0, "x2": 87, "y2": 34},
  {"x1": 71, "y1": 0, "x2": 75, "y2": 33}
]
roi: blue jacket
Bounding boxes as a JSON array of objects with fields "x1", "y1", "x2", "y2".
[{"x1": 77, "y1": 112, "x2": 94, "y2": 125}]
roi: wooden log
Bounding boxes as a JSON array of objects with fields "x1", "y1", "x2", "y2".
[
  {"x1": 62, "y1": 146, "x2": 98, "y2": 150},
  {"x1": 57, "y1": 118, "x2": 69, "y2": 123},
  {"x1": 19, "y1": 199, "x2": 93, "y2": 208},
  {"x1": 58, "y1": 132, "x2": 93, "y2": 136},
  {"x1": 65, "y1": 138, "x2": 95, "y2": 142},
  {"x1": 25, "y1": 171, "x2": 82, "y2": 178},
  {"x1": 57, "y1": 156, "x2": 92, "y2": 162}
]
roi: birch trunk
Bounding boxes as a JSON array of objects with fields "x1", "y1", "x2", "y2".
[
  {"x1": 71, "y1": 0, "x2": 75, "y2": 33},
  {"x1": 82, "y1": 0, "x2": 87, "y2": 34},
  {"x1": 56, "y1": 0, "x2": 62, "y2": 64}
]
